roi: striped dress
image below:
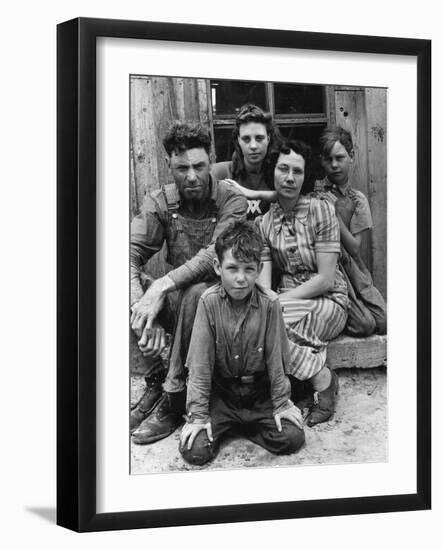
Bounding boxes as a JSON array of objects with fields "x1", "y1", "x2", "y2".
[{"x1": 256, "y1": 196, "x2": 348, "y2": 380}]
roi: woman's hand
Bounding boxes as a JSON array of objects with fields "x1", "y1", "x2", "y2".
[{"x1": 278, "y1": 252, "x2": 339, "y2": 300}]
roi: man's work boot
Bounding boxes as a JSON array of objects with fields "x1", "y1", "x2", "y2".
[
  {"x1": 130, "y1": 371, "x2": 165, "y2": 434},
  {"x1": 306, "y1": 370, "x2": 339, "y2": 427},
  {"x1": 131, "y1": 390, "x2": 186, "y2": 445}
]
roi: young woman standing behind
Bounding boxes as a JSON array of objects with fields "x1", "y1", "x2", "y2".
[{"x1": 211, "y1": 103, "x2": 282, "y2": 220}]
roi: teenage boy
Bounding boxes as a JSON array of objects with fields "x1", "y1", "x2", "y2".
[
  {"x1": 315, "y1": 126, "x2": 386, "y2": 336},
  {"x1": 180, "y1": 221, "x2": 305, "y2": 465}
]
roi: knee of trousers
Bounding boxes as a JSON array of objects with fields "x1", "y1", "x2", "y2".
[
  {"x1": 374, "y1": 314, "x2": 387, "y2": 335},
  {"x1": 347, "y1": 312, "x2": 376, "y2": 337},
  {"x1": 275, "y1": 422, "x2": 305, "y2": 455},
  {"x1": 180, "y1": 432, "x2": 217, "y2": 466}
]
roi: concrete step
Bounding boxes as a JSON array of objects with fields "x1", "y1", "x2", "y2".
[
  {"x1": 130, "y1": 334, "x2": 387, "y2": 374},
  {"x1": 327, "y1": 334, "x2": 387, "y2": 369}
]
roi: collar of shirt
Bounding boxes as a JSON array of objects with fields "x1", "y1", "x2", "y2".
[
  {"x1": 271, "y1": 196, "x2": 310, "y2": 233},
  {"x1": 323, "y1": 177, "x2": 352, "y2": 197},
  {"x1": 218, "y1": 283, "x2": 260, "y2": 309}
]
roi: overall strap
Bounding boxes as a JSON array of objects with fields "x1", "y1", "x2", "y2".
[{"x1": 163, "y1": 183, "x2": 180, "y2": 213}]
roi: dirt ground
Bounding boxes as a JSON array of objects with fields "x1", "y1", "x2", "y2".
[{"x1": 130, "y1": 367, "x2": 387, "y2": 474}]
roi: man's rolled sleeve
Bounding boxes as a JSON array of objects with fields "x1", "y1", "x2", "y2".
[
  {"x1": 167, "y1": 188, "x2": 248, "y2": 290},
  {"x1": 185, "y1": 298, "x2": 215, "y2": 422},
  {"x1": 130, "y1": 197, "x2": 166, "y2": 304},
  {"x1": 265, "y1": 298, "x2": 293, "y2": 415}
]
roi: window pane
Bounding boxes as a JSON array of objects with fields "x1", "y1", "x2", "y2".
[
  {"x1": 211, "y1": 80, "x2": 267, "y2": 116},
  {"x1": 274, "y1": 84, "x2": 324, "y2": 115},
  {"x1": 213, "y1": 127, "x2": 235, "y2": 163}
]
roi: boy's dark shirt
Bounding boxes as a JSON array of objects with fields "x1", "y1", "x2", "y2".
[{"x1": 185, "y1": 282, "x2": 293, "y2": 423}]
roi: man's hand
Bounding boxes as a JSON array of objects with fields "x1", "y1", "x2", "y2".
[
  {"x1": 131, "y1": 274, "x2": 175, "y2": 336},
  {"x1": 274, "y1": 404, "x2": 304, "y2": 432},
  {"x1": 137, "y1": 320, "x2": 166, "y2": 357},
  {"x1": 180, "y1": 420, "x2": 213, "y2": 451}
]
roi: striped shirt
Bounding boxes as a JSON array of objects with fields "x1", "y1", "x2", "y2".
[{"x1": 256, "y1": 196, "x2": 348, "y2": 311}]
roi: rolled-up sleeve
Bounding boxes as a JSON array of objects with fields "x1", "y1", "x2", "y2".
[
  {"x1": 265, "y1": 298, "x2": 293, "y2": 415},
  {"x1": 313, "y1": 198, "x2": 341, "y2": 255},
  {"x1": 185, "y1": 298, "x2": 215, "y2": 422},
  {"x1": 130, "y1": 197, "x2": 166, "y2": 304},
  {"x1": 167, "y1": 187, "x2": 248, "y2": 289},
  {"x1": 350, "y1": 191, "x2": 373, "y2": 235}
]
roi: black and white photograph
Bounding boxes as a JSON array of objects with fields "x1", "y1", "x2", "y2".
[{"x1": 129, "y1": 76, "x2": 388, "y2": 474}]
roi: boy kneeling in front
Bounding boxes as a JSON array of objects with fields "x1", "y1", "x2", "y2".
[{"x1": 180, "y1": 221, "x2": 305, "y2": 465}]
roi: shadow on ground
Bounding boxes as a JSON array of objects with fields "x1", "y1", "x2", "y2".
[
  {"x1": 26, "y1": 507, "x2": 56, "y2": 524},
  {"x1": 131, "y1": 367, "x2": 387, "y2": 474}
]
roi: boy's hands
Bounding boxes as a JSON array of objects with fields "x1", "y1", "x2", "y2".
[
  {"x1": 274, "y1": 405, "x2": 304, "y2": 431},
  {"x1": 180, "y1": 421, "x2": 213, "y2": 450}
]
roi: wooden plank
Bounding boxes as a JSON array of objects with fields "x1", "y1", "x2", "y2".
[
  {"x1": 327, "y1": 334, "x2": 387, "y2": 369},
  {"x1": 129, "y1": 145, "x2": 138, "y2": 219},
  {"x1": 335, "y1": 89, "x2": 372, "y2": 271},
  {"x1": 326, "y1": 85, "x2": 336, "y2": 125},
  {"x1": 183, "y1": 78, "x2": 199, "y2": 120},
  {"x1": 198, "y1": 79, "x2": 216, "y2": 162},
  {"x1": 365, "y1": 88, "x2": 388, "y2": 299},
  {"x1": 151, "y1": 77, "x2": 177, "y2": 187}
]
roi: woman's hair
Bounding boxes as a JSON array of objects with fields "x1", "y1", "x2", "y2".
[
  {"x1": 230, "y1": 103, "x2": 283, "y2": 187},
  {"x1": 319, "y1": 126, "x2": 354, "y2": 157},
  {"x1": 269, "y1": 139, "x2": 314, "y2": 194},
  {"x1": 215, "y1": 220, "x2": 263, "y2": 265}
]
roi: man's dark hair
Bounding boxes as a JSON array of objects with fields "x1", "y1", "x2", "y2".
[
  {"x1": 269, "y1": 139, "x2": 314, "y2": 194},
  {"x1": 163, "y1": 121, "x2": 212, "y2": 157},
  {"x1": 319, "y1": 126, "x2": 354, "y2": 157},
  {"x1": 231, "y1": 104, "x2": 283, "y2": 187},
  {"x1": 215, "y1": 220, "x2": 263, "y2": 265}
]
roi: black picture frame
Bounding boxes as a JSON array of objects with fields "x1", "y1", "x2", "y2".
[{"x1": 57, "y1": 17, "x2": 431, "y2": 532}]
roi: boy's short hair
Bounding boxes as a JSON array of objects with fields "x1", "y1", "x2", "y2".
[
  {"x1": 319, "y1": 126, "x2": 354, "y2": 156},
  {"x1": 215, "y1": 221, "x2": 263, "y2": 265},
  {"x1": 163, "y1": 121, "x2": 212, "y2": 157}
]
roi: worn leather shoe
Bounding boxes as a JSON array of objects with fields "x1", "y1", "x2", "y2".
[
  {"x1": 291, "y1": 378, "x2": 314, "y2": 414},
  {"x1": 131, "y1": 391, "x2": 185, "y2": 445},
  {"x1": 130, "y1": 372, "x2": 165, "y2": 434},
  {"x1": 306, "y1": 370, "x2": 339, "y2": 427}
]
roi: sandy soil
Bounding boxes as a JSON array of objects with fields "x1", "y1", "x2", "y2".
[{"x1": 130, "y1": 367, "x2": 387, "y2": 474}]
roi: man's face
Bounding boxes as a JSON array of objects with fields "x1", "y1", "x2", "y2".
[
  {"x1": 168, "y1": 147, "x2": 211, "y2": 202},
  {"x1": 214, "y1": 249, "x2": 262, "y2": 304},
  {"x1": 321, "y1": 141, "x2": 353, "y2": 186},
  {"x1": 237, "y1": 122, "x2": 270, "y2": 168}
]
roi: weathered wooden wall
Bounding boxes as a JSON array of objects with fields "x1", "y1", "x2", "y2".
[
  {"x1": 130, "y1": 76, "x2": 212, "y2": 218},
  {"x1": 130, "y1": 77, "x2": 387, "y2": 298},
  {"x1": 333, "y1": 86, "x2": 387, "y2": 298}
]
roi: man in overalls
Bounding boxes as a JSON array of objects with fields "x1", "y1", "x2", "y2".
[{"x1": 130, "y1": 121, "x2": 248, "y2": 444}]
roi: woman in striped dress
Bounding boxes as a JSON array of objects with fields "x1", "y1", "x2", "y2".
[{"x1": 255, "y1": 140, "x2": 348, "y2": 426}]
